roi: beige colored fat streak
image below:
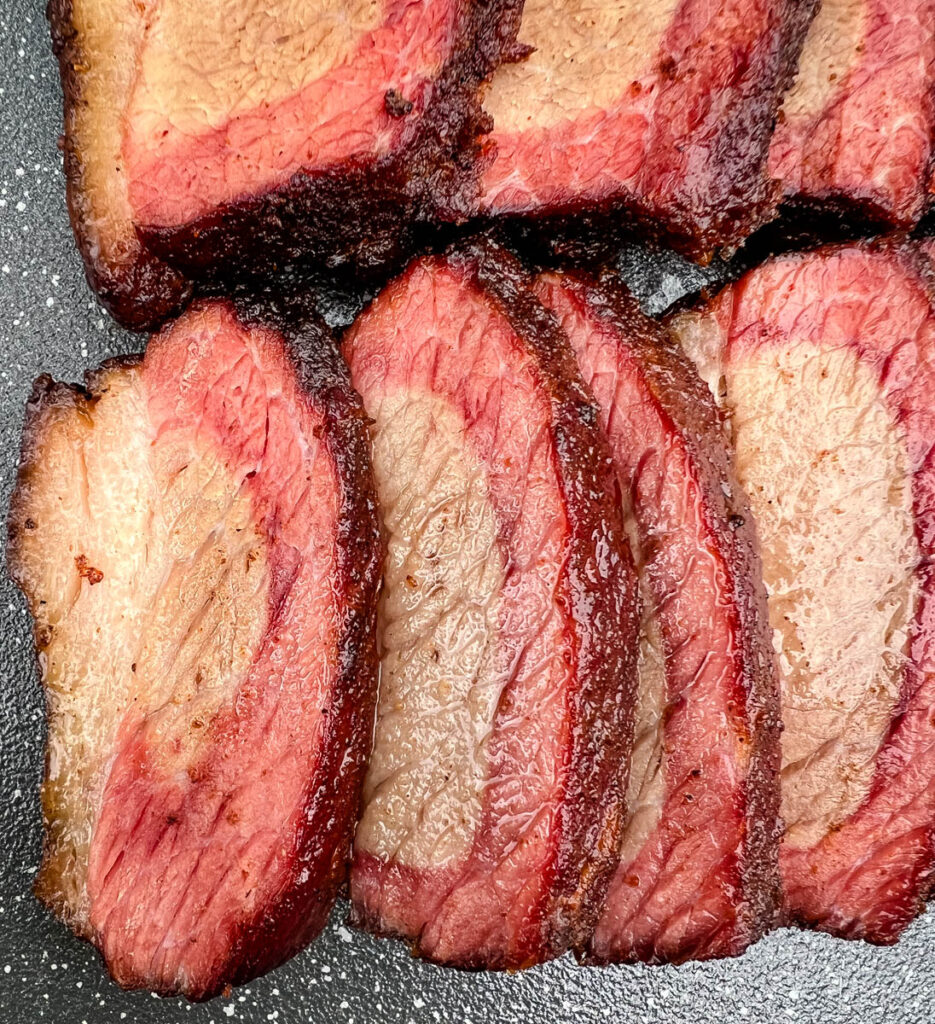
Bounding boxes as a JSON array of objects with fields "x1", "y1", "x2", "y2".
[
  {"x1": 725, "y1": 343, "x2": 918, "y2": 850},
  {"x1": 484, "y1": 0, "x2": 681, "y2": 134},
  {"x1": 132, "y1": 0, "x2": 384, "y2": 137},
  {"x1": 16, "y1": 370, "x2": 269, "y2": 932},
  {"x1": 618, "y1": 559, "x2": 667, "y2": 869},
  {"x1": 68, "y1": 0, "x2": 149, "y2": 263},
  {"x1": 780, "y1": 0, "x2": 867, "y2": 122},
  {"x1": 355, "y1": 392, "x2": 506, "y2": 869}
]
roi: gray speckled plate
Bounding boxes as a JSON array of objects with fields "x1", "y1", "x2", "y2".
[{"x1": 0, "y1": 4, "x2": 932, "y2": 1022}]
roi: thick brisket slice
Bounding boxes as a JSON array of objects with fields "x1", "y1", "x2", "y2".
[
  {"x1": 536, "y1": 273, "x2": 781, "y2": 963},
  {"x1": 769, "y1": 0, "x2": 935, "y2": 228},
  {"x1": 477, "y1": 0, "x2": 817, "y2": 257},
  {"x1": 47, "y1": 0, "x2": 522, "y2": 330},
  {"x1": 344, "y1": 241, "x2": 639, "y2": 968},
  {"x1": 672, "y1": 242, "x2": 935, "y2": 943},
  {"x1": 7, "y1": 300, "x2": 382, "y2": 997}
]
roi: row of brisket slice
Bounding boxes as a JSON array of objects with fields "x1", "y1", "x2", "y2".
[
  {"x1": 51, "y1": 0, "x2": 815, "y2": 329},
  {"x1": 343, "y1": 239, "x2": 782, "y2": 966},
  {"x1": 11, "y1": 235, "x2": 935, "y2": 996},
  {"x1": 343, "y1": 234, "x2": 935, "y2": 967},
  {"x1": 53, "y1": 0, "x2": 935, "y2": 334}
]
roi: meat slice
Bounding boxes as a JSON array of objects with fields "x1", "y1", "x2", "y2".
[
  {"x1": 535, "y1": 273, "x2": 781, "y2": 963},
  {"x1": 343, "y1": 241, "x2": 639, "y2": 968},
  {"x1": 47, "y1": 0, "x2": 522, "y2": 330},
  {"x1": 769, "y1": 0, "x2": 935, "y2": 229},
  {"x1": 672, "y1": 242, "x2": 935, "y2": 943},
  {"x1": 476, "y1": 0, "x2": 817, "y2": 257},
  {"x1": 7, "y1": 300, "x2": 382, "y2": 997}
]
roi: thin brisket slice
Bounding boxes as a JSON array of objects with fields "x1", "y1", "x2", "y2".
[
  {"x1": 673, "y1": 241, "x2": 935, "y2": 942},
  {"x1": 769, "y1": 0, "x2": 935, "y2": 228},
  {"x1": 7, "y1": 300, "x2": 382, "y2": 997},
  {"x1": 537, "y1": 272, "x2": 781, "y2": 963},
  {"x1": 477, "y1": 0, "x2": 817, "y2": 257},
  {"x1": 345, "y1": 240, "x2": 639, "y2": 968},
  {"x1": 47, "y1": 0, "x2": 522, "y2": 329}
]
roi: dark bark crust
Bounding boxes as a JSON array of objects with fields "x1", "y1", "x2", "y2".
[
  {"x1": 46, "y1": 0, "x2": 523, "y2": 331},
  {"x1": 6, "y1": 301, "x2": 384, "y2": 1001},
  {"x1": 46, "y1": 0, "x2": 193, "y2": 331},
  {"x1": 563, "y1": 272, "x2": 783, "y2": 962},
  {"x1": 349, "y1": 237, "x2": 640, "y2": 966}
]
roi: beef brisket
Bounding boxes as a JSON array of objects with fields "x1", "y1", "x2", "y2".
[
  {"x1": 476, "y1": 0, "x2": 818, "y2": 257},
  {"x1": 769, "y1": 0, "x2": 935, "y2": 229},
  {"x1": 536, "y1": 272, "x2": 781, "y2": 963},
  {"x1": 47, "y1": 0, "x2": 522, "y2": 329},
  {"x1": 672, "y1": 241, "x2": 935, "y2": 942},
  {"x1": 7, "y1": 300, "x2": 382, "y2": 997},
  {"x1": 344, "y1": 240, "x2": 639, "y2": 968}
]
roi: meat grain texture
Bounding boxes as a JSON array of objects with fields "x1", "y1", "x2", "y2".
[
  {"x1": 7, "y1": 299, "x2": 383, "y2": 998},
  {"x1": 673, "y1": 241, "x2": 935, "y2": 943},
  {"x1": 477, "y1": 0, "x2": 819, "y2": 257},
  {"x1": 344, "y1": 240, "x2": 640, "y2": 968},
  {"x1": 47, "y1": 0, "x2": 523, "y2": 329},
  {"x1": 536, "y1": 272, "x2": 782, "y2": 963},
  {"x1": 770, "y1": 0, "x2": 935, "y2": 228}
]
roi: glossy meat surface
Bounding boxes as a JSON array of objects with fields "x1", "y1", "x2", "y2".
[
  {"x1": 769, "y1": 0, "x2": 935, "y2": 227},
  {"x1": 537, "y1": 273, "x2": 781, "y2": 963},
  {"x1": 344, "y1": 241, "x2": 639, "y2": 968},
  {"x1": 673, "y1": 242, "x2": 935, "y2": 942},
  {"x1": 479, "y1": 0, "x2": 817, "y2": 255},
  {"x1": 47, "y1": 0, "x2": 522, "y2": 328},
  {"x1": 7, "y1": 300, "x2": 382, "y2": 997}
]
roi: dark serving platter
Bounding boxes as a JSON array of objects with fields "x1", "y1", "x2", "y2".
[{"x1": 0, "y1": 3, "x2": 933, "y2": 1022}]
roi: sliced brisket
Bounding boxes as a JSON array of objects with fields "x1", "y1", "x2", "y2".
[
  {"x1": 672, "y1": 241, "x2": 935, "y2": 943},
  {"x1": 769, "y1": 0, "x2": 935, "y2": 229},
  {"x1": 477, "y1": 0, "x2": 817, "y2": 257},
  {"x1": 47, "y1": 0, "x2": 522, "y2": 329},
  {"x1": 536, "y1": 272, "x2": 781, "y2": 963},
  {"x1": 7, "y1": 300, "x2": 382, "y2": 997},
  {"x1": 344, "y1": 241, "x2": 639, "y2": 968}
]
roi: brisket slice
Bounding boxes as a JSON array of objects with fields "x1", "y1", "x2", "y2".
[
  {"x1": 476, "y1": 0, "x2": 817, "y2": 258},
  {"x1": 47, "y1": 0, "x2": 522, "y2": 330},
  {"x1": 7, "y1": 299, "x2": 382, "y2": 997},
  {"x1": 536, "y1": 272, "x2": 781, "y2": 964},
  {"x1": 344, "y1": 240, "x2": 639, "y2": 968},
  {"x1": 672, "y1": 241, "x2": 935, "y2": 943},
  {"x1": 769, "y1": 0, "x2": 935, "y2": 229}
]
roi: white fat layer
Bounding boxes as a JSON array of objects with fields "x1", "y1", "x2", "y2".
[
  {"x1": 69, "y1": 0, "x2": 150, "y2": 260},
  {"x1": 484, "y1": 0, "x2": 681, "y2": 134},
  {"x1": 726, "y1": 343, "x2": 919, "y2": 850},
  {"x1": 355, "y1": 392, "x2": 506, "y2": 869},
  {"x1": 16, "y1": 370, "x2": 269, "y2": 930}
]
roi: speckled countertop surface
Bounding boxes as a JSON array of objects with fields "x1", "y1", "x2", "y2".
[{"x1": 0, "y1": 3, "x2": 932, "y2": 1022}]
